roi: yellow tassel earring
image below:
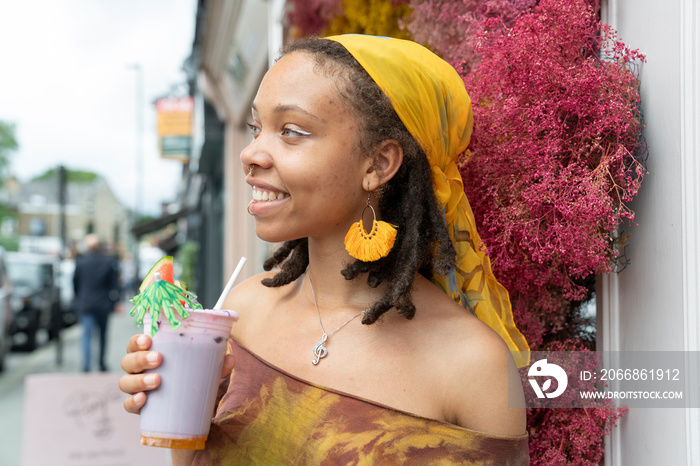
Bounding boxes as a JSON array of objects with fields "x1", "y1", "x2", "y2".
[{"x1": 344, "y1": 192, "x2": 397, "y2": 262}]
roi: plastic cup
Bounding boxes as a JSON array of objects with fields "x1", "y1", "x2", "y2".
[{"x1": 139, "y1": 308, "x2": 238, "y2": 450}]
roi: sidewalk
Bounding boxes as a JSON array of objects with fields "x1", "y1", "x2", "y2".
[{"x1": 0, "y1": 308, "x2": 141, "y2": 466}]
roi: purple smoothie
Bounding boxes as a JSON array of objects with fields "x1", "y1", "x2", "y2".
[{"x1": 139, "y1": 308, "x2": 238, "y2": 449}]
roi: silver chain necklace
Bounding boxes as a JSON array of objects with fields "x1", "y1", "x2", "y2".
[{"x1": 308, "y1": 273, "x2": 365, "y2": 365}]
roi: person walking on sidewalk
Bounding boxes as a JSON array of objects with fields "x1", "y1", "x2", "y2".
[{"x1": 73, "y1": 234, "x2": 121, "y2": 372}]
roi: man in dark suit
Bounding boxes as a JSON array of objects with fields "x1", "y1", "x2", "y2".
[{"x1": 73, "y1": 234, "x2": 120, "y2": 372}]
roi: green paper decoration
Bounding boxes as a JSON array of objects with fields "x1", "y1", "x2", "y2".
[{"x1": 130, "y1": 278, "x2": 203, "y2": 337}]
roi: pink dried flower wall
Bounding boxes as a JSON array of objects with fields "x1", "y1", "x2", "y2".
[
  {"x1": 407, "y1": 0, "x2": 538, "y2": 74},
  {"x1": 461, "y1": 0, "x2": 646, "y2": 348}
]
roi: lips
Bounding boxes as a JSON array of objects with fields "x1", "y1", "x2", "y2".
[{"x1": 251, "y1": 185, "x2": 289, "y2": 202}]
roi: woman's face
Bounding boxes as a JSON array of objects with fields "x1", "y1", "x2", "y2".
[{"x1": 241, "y1": 51, "x2": 369, "y2": 244}]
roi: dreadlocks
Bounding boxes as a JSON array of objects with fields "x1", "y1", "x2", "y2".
[{"x1": 261, "y1": 38, "x2": 456, "y2": 325}]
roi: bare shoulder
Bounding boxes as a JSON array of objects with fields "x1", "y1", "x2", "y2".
[
  {"x1": 222, "y1": 271, "x2": 276, "y2": 310},
  {"x1": 221, "y1": 271, "x2": 287, "y2": 341},
  {"x1": 411, "y1": 277, "x2": 526, "y2": 436},
  {"x1": 445, "y1": 325, "x2": 526, "y2": 436}
]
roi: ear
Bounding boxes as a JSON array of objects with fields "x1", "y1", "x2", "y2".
[{"x1": 362, "y1": 139, "x2": 404, "y2": 192}]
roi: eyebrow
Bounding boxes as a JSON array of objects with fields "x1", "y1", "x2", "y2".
[{"x1": 251, "y1": 102, "x2": 323, "y2": 122}]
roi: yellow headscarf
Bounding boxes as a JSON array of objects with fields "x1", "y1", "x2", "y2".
[{"x1": 327, "y1": 34, "x2": 530, "y2": 367}]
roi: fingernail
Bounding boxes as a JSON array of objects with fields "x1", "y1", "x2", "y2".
[
  {"x1": 134, "y1": 392, "x2": 145, "y2": 407},
  {"x1": 137, "y1": 335, "x2": 148, "y2": 347},
  {"x1": 144, "y1": 374, "x2": 156, "y2": 386},
  {"x1": 146, "y1": 352, "x2": 158, "y2": 364}
]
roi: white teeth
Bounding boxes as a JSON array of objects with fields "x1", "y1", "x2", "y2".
[{"x1": 252, "y1": 186, "x2": 287, "y2": 202}]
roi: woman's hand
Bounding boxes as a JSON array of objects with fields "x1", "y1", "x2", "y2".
[
  {"x1": 119, "y1": 334, "x2": 237, "y2": 414},
  {"x1": 119, "y1": 334, "x2": 162, "y2": 414}
]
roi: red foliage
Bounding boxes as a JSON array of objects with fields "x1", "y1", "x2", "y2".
[
  {"x1": 460, "y1": 0, "x2": 646, "y2": 345},
  {"x1": 406, "y1": 0, "x2": 538, "y2": 74},
  {"x1": 528, "y1": 405, "x2": 627, "y2": 465},
  {"x1": 526, "y1": 340, "x2": 628, "y2": 465},
  {"x1": 287, "y1": 0, "x2": 343, "y2": 37}
]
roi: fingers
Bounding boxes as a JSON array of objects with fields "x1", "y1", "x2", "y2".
[
  {"x1": 122, "y1": 334, "x2": 161, "y2": 375},
  {"x1": 123, "y1": 392, "x2": 147, "y2": 414},
  {"x1": 120, "y1": 333, "x2": 162, "y2": 415},
  {"x1": 119, "y1": 371, "x2": 161, "y2": 393},
  {"x1": 119, "y1": 372, "x2": 161, "y2": 414},
  {"x1": 121, "y1": 348, "x2": 161, "y2": 373},
  {"x1": 126, "y1": 334, "x2": 152, "y2": 353},
  {"x1": 222, "y1": 353, "x2": 236, "y2": 377}
]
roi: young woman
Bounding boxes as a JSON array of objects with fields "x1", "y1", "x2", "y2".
[{"x1": 120, "y1": 35, "x2": 530, "y2": 465}]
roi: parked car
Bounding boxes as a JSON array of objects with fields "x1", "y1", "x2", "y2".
[
  {"x1": 0, "y1": 248, "x2": 13, "y2": 371},
  {"x1": 6, "y1": 252, "x2": 62, "y2": 351}
]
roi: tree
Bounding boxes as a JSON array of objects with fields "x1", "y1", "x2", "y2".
[
  {"x1": 0, "y1": 121, "x2": 18, "y2": 187},
  {"x1": 32, "y1": 167, "x2": 99, "y2": 183}
]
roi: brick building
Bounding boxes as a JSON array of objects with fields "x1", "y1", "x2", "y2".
[{"x1": 2, "y1": 175, "x2": 130, "y2": 256}]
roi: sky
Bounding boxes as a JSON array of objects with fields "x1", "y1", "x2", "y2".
[{"x1": 0, "y1": 0, "x2": 198, "y2": 215}]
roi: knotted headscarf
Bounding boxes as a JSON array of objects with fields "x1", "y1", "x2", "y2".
[{"x1": 327, "y1": 34, "x2": 530, "y2": 367}]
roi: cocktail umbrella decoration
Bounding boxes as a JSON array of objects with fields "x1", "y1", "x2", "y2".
[{"x1": 130, "y1": 272, "x2": 203, "y2": 337}]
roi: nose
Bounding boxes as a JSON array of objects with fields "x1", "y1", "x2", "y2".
[{"x1": 240, "y1": 135, "x2": 273, "y2": 175}]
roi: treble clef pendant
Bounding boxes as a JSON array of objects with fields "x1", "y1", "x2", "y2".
[{"x1": 312, "y1": 333, "x2": 328, "y2": 365}]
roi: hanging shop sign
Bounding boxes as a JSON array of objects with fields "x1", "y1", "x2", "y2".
[{"x1": 155, "y1": 96, "x2": 194, "y2": 162}]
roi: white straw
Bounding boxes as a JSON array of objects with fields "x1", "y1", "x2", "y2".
[{"x1": 213, "y1": 257, "x2": 247, "y2": 310}]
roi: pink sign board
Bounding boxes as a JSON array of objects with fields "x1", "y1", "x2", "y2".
[{"x1": 22, "y1": 373, "x2": 167, "y2": 466}]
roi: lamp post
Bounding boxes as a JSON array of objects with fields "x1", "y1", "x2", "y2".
[
  {"x1": 55, "y1": 165, "x2": 66, "y2": 365},
  {"x1": 128, "y1": 63, "x2": 144, "y2": 286}
]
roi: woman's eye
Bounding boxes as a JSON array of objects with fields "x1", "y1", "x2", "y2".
[
  {"x1": 246, "y1": 122, "x2": 260, "y2": 137},
  {"x1": 281, "y1": 127, "x2": 311, "y2": 137}
]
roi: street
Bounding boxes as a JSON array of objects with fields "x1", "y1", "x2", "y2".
[{"x1": 0, "y1": 307, "x2": 143, "y2": 465}]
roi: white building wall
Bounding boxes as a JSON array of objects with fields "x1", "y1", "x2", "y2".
[{"x1": 601, "y1": 0, "x2": 700, "y2": 464}]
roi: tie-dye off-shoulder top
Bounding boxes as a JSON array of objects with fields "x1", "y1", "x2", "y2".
[{"x1": 192, "y1": 339, "x2": 529, "y2": 465}]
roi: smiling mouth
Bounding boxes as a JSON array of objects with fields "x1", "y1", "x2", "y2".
[{"x1": 252, "y1": 186, "x2": 290, "y2": 202}]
